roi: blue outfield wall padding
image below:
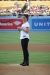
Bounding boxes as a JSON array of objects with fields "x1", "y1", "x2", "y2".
[{"x1": 31, "y1": 16, "x2": 50, "y2": 31}]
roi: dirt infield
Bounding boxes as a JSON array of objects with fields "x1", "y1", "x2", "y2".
[
  {"x1": 0, "y1": 44, "x2": 50, "y2": 51},
  {"x1": 0, "y1": 64, "x2": 50, "y2": 75},
  {"x1": 0, "y1": 44, "x2": 50, "y2": 75}
]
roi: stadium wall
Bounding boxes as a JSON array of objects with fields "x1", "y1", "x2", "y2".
[{"x1": 0, "y1": 16, "x2": 50, "y2": 31}]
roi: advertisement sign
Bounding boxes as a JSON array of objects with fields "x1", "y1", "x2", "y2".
[
  {"x1": 0, "y1": 18, "x2": 23, "y2": 29},
  {"x1": 32, "y1": 17, "x2": 50, "y2": 30}
]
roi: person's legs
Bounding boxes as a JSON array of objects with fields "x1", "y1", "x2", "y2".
[
  {"x1": 20, "y1": 38, "x2": 29, "y2": 66},
  {"x1": 20, "y1": 39, "x2": 25, "y2": 64},
  {"x1": 23, "y1": 38, "x2": 29, "y2": 61}
]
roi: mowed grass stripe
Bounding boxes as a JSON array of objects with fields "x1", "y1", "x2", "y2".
[
  {"x1": 0, "y1": 50, "x2": 50, "y2": 64},
  {"x1": 0, "y1": 32, "x2": 50, "y2": 44},
  {"x1": 0, "y1": 32, "x2": 20, "y2": 44},
  {"x1": 30, "y1": 32, "x2": 50, "y2": 44}
]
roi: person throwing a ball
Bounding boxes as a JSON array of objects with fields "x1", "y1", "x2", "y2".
[{"x1": 17, "y1": 14, "x2": 30, "y2": 66}]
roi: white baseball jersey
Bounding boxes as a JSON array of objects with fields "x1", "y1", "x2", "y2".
[{"x1": 20, "y1": 21, "x2": 30, "y2": 39}]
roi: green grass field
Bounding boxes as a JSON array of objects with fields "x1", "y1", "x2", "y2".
[
  {"x1": 0, "y1": 31, "x2": 50, "y2": 64},
  {"x1": 0, "y1": 32, "x2": 50, "y2": 44},
  {"x1": 0, "y1": 51, "x2": 50, "y2": 64}
]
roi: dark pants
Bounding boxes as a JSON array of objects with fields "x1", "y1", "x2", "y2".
[{"x1": 21, "y1": 38, "x2": 29, "y2": 61}]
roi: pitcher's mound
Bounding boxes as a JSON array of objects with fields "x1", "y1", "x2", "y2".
[{"x1": 0, "y1": 64, "x2": 50, "y2": 75}]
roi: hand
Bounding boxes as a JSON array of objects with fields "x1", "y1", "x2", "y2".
[{"x1": 17, "y1": 27, "x2": 22, "y2": 31}]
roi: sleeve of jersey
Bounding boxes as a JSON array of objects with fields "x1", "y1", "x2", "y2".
[{"x1": 26, "y1": 23, "x2": 30, "y2": 28}]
